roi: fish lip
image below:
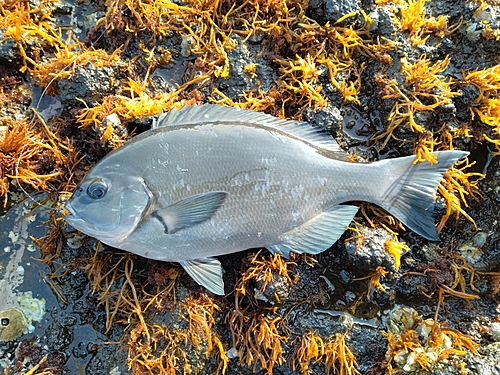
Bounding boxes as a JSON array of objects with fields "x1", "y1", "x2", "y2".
[
  {"x1": 64, "y1": 202, "x2": 86, "y2": 227},
  {"x1": 65, "y1": 201, "x2": 76, "y2": 216}
]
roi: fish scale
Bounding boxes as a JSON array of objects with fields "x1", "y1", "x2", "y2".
[{"x1": 65, "y1": 104, "x2": 469, "y2": 295}]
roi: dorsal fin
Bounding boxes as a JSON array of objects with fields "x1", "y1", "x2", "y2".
[{"x1": 155, "y1": 104, "x2": 350, "y2": 160}]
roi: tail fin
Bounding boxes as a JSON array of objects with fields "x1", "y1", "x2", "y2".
[{"x1": 376, "y1": 151, "x2": 469, "y2": 240}]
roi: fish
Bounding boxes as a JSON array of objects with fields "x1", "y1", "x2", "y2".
[{"x1": 64, "y1": 104, "x2": 469, "y2": 295}]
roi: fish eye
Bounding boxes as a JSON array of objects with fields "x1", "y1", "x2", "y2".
[{"x1": 87, "y1": 180, "x2": 108, "y2": 199}]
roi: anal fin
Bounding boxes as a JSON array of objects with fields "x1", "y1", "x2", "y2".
[
  {"x1": 268, "y1": 205, "x2": 358, "y2": 258},
  {"x1": 179, "y1": 258, "x2": 225, "y2": 295}
]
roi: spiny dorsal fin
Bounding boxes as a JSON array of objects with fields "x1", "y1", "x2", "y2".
[{"x1": 156, "y1": 104, "x2": 350, "y2": 160}]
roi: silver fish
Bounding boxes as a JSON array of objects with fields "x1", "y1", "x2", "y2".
[{"x1": 65, "y1": 104, "x2": 468, "y2": 295}]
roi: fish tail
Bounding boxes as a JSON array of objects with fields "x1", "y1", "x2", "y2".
[{"x1": 375, "y1": 150, "x2": 469, "y2": 240}]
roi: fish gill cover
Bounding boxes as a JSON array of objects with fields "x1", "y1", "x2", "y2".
[{"x1": 0, "y1": 0, "x2": 500, "y2": 374}]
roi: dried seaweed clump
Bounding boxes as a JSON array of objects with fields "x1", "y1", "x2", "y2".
[
  {"x1": 228, "y1": 253, "x2": 296, "y2": 373},
  {"x1": 290, "y1": 330, "x2": 361, "y2": 375},
  {"x1": 82, "y1": 250, "x2": 234, "y2": 375},
  {"x1": 0, "y1": 0, "x2": 64, "y2": 69},
  {"x1": 126, "y1": 294, "x2": 229, "y2": 375},
  {"x1": 384, "y1": 237, "x2": 410, "y2": 271},
  {"x1": 75, "y1": 75, "x2": 206, "y2": 132},
  {"x1": 437, "y1": 158, "x2": 483, "y2": 232},
  {"x1": 250, "y1": 11, "x2": 375, "y2": 114},
  {"x1": 236, "y1": 252, "x2": 297, "y2": 298},
  {"x1": 0, "y1": 117, "x2": 75, "y2": 207},
  {"x1": 0, "y1": 0, "x2": 100, "y2": 205},
  {"x1": 367, "y1": 53, "x2": 484, "y2": 232},
  {"x1": 0, "y1": 0, "x2": 122, "y2": 94},
  {"x1": 373, "y1": 55, "x2": 459, "y2": 148},
  {"x1": 391, "y1": 0, "x2": 451, "y2": 45}
]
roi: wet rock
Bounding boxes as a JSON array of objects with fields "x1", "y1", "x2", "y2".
[
  {"x1": 43, "y1": 321, "x2": 73, "y2": 352},
  {"x1": 57, "y1": 63, "x2": 121, "y2": 107},
  {"x1": 86, "y1": 344, "x2": 128, "y2": 375},
  {"x1": 343, "y1": 226, "x2": 399, "y2": 273},
  {"x1": 216, "y1": 35, "x2": 276, "y2": 100},
  {"x1": 308, "y1": 0, "x2": 361, "y2": 23},
  {"x1": 254, "y1": 273, "x2": 292, "y2": 304},
  {"x1": 0, "y1": 31, "x2": 18, "y2": 66},
  {"x1": 301, "y1": 104, "x2": 342, "y2": 130},
  {"x1": 369, "y1": 7, "x2": 399, "y2": 36}
]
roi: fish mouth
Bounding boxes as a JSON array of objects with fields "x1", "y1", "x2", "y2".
[
  {"x1": 64, "y1": 200, "x2": 81, "y2": 219},
  {"x1": 64, "y1": 202, "x2": 83, "y2": 226}
]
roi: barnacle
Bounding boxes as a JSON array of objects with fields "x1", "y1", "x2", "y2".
[{"x1": 384, "y1": 307, "x2": 477, "y2": 374}]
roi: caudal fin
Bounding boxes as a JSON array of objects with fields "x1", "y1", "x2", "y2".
[{"x1": 376, "y1": 151, "x2": 469, "y2": 240}]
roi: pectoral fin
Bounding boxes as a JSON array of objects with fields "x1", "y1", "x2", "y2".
[
  {"x1": 154, "y1": 191, "x2": 228, "y2": 234},
  {"x1": 179, "y1": 258, "x2": 225, "y2": 295},
  {"x1": 268, "y1": 205, "x2": 359, "y2": 258}
]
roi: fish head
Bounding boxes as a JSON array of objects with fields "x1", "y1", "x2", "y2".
[{"x1": 64, "y1": 172, "x2": 154, "y2": 244}]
